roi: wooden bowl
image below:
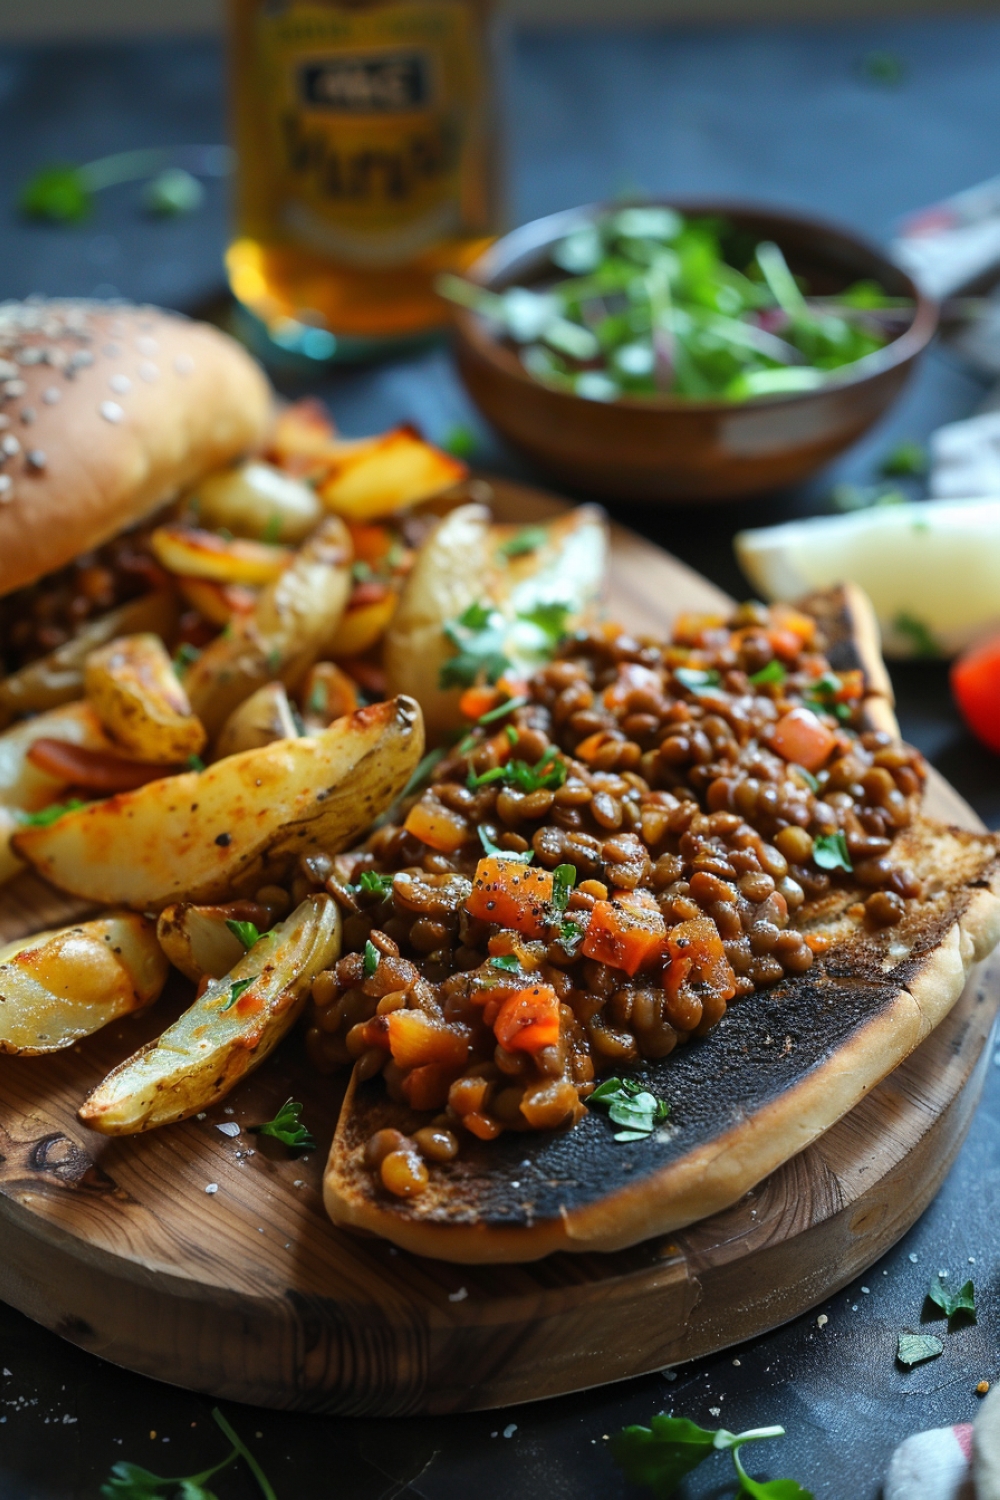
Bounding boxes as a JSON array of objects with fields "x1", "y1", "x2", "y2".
[{"x1": 452, "y1": 201, "x2": 938, "y2": 503}]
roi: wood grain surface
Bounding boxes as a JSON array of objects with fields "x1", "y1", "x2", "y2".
[{"x1": 0, "y1": 479, "x2": 993, "y2": 1415}]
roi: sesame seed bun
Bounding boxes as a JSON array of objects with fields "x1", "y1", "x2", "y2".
[{"x1": 0, "y1": 300, "x2": 272, "y2": 597}]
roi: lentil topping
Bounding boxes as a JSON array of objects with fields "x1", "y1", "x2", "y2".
[{"x1": 305, "y1": 600, "x2": 927, "y2": 1200}]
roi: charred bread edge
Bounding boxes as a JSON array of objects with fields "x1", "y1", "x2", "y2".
[{"x1": 322, "y1": 583, "x2": 995, "y2": 1262}]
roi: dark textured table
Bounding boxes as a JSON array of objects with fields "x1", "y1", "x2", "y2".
[{"x1": 1, "y1": 18, "x2": 999, "y2": 1498}]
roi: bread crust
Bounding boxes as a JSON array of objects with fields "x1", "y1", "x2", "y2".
[{"x1": 0, "y1": 302, "x2": 272, "y2": 596}]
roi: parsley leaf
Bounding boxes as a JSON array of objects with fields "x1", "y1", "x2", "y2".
[
  {"x1": 355, "y1": 870, "x2": 394, "y2": 898},
  {"x1": 552, "y1": 863, "x2": 576, "y2": 912},
  {"x1": 489, "y1": 954, "x2": 521, "y2": 972},
  {"x1": 610, "y1": 1415, "x2": 803, "y2": 1500},
  {"x1": 498, "y1": 525, "x2": 547, "y2": 559},
  {"x1": 443, "y1": 424, "x2": 477, "y2": 458},
  {"x1": 225, "y1": 919, "x2": 261, "y2": 951},
  {"x1": 20, "y1": 165, "x2": 92, "y2": 222},
  {"x1": 19, "y1": 798, "x2": 85, "y2": 827},
  {"x1": 590, "y1": 1077, "x2": 670, "y2": 1140},
  {"x1": 813, "y1": 832, "x2": 852, "y2": 872},
  {"x1": 440, "y1": 602, "x2": 510, "y2": 690},
  {"x1": 100, "y1": 1406, "x2": 277, "y2": 1500},
  {"x1": 897, "y1": 1332, "x2": 944, "y2": 1368},
  {"x1": 172, "y1": 642, "x2": 202, "y2": 675},
  {"x1": 926, "y1": 1277, "x2": 976, "y2": 1322},
  {"x1": 187, "y1": 754, "x2": 206, "y2": 772},
  {"x1": 363, "y1": 939, "x2": 380, "y2": 978},
  {"x1": 248, "y1": 1098, "x2": 316, "y2": 1154},
  {"x1": 674, "y1": 666, "x2": 722, "y2": 694},
  {"x1": 478, "y1": 693, "x2": 530, "y2": 725},
  {"x1": 793, "y1": 765, "x2": 820, "y2": 792},
  {"x1": 467, "y1": 744, "x2": 567, "y2": 794},
  {"x1": 262, "y1": 513, "x2": 283, "y2": 545},
  {"x1": 804, "y1": 671, "x2": 852, "y2": 721},
  {"x1": 518, "y1": 600, "x2": 571, "y2": 645},
  {"x1": 222, "y1": 976, "x2": 255, "y2": 1011},
  {"x1": 478, "y1": 825, "x2": 534, "y2": 863},
  {"x1": 749, "y1": 660, "x2": 787, "y2": 687}
]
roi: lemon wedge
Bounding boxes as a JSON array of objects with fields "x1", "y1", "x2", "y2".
[{"x1": 735, "y1": 499, "x2": 1000, "y2": 658}]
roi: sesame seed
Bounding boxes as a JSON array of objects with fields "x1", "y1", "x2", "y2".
[
  {"x1": 109, "y1": 373, "x2": 131, "y2": 395},
  {"x1": 26, "y1": 450, "x2": 46, "y2": 471},
  {"x1": 3, "y1": 379, "x2": 26, "y2": 398},
  {"x1": 448, "y1": 1287, "x2": 468, "y2": 1302},
  {"x1": 16, "y1": 347, "x2": 44, "y2": 365},
  {"x1": 100, "y1": 401, "x2": 124, "y2": 424},
  {"x1": 0, "y1": 475, "x2": 13, "y2": 501},
  {"x1": 138, "y1": 361, "x2": 160, "y2": 383},
  {"x1": 103, "y1": 343, "x2": 121, "y2": 358},
  {"x1": 204, "y1": 1183, "x2": 219, "y2": 1195},
  {"x1": 136, "y1": 336, "x2": 159, "y2": 356},
  {"x1": 20, "y1": 408, "x2": 35, "y2": 425},
  {"x1": 42, "y1": 387, "x2": 61, "y2": 405},
  {"x1": 174, "y1": 353, "x2": 195, "y2": 376},
  {"x1": 0, "y1": 361, "x2": 17, "y2": 380},
  {"x1": 1, "y1": 436, "x2": 20, "y2": 457}
]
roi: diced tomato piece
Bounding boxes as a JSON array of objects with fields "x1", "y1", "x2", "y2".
[
  {"x1": 770, "y1": 707, "x2": 837, "y2": 771},
  {"x1": 574, "y1": 730, "x2": 615, "y2": 764},
  {"x1": 404, "y1": 796, "x2": 471, "y2": 853},
  {"x1": 767, "y1": 628, "x2": 805, "y2": 661},
  {"x1": 493, "y1": 985, "x2": 560, "y2": 1054},
  {"x1": 459, "y1": 685, "x2": 501, "y2": 721},
  {"x1": 26, "y1": 740, "x2": 179, "y2": 792},
  {"x1": 387, "y1": 1009, "x2": 469, "y2": 1070},
  {"x1": 664, "y1": 917, "x2": 736, "y2": 1006},
  {"x1": 952, "y1": 633, "x2": 1000, "y2": 754},
  {"x1": 400, "y1": 1062, "x2": 457, "y2": 1111},
  {"x1": 465, "y1": 858, "x2": 554, "y2": 937},
  {"x1": 582, "y1": 899, "x2": 668, "y2": 976}
]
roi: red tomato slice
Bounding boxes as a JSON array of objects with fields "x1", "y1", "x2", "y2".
[{"x1": 952, "y1": 633, "x2": 1000, "y2": 754}]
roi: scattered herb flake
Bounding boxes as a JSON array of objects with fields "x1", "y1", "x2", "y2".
[
  {"x1": 498, "y1": 526, "x2": 547, "y2": 559},
  {"x1": 591, "y1": 1076, "x2": 670, "y2": 1140},
  {"x1": 897, "y1": 1332, "x2": 944, "y2": 1368},
  {"x1": 518, "y1": 600, "x2": 570, "y2": 646},
  {"x1": 248, "y1": 1099, "x2": 316, "y2": 1155},
  {"x1": 489, "y1": 954, "x2": 521, "y2": 972},
  {"x1": 610, "y1": 1414, "x2": 805, "y2": 1500},
  {"x1": 222, "y1": 976, "x2": 255, "y2": 1011},
  {"x1": 926, "y1": 1277, "x2": 976, "y2": 1322},
  {"x1": 363, "y1": 939, "x2": 380, "y2": 978},
  {"x1": 478, "y1": 825, "x2": 534, "y2": 863},
  {"x1": 813, "y1": 832, "x2": 852, "y2": 873},
  {"x1": 749, "y1": 659, "x2": 787, "y2": 687},
  {"x1": 20, "y1": 798, "x2": 85, "y2": 827},
  {"x1": 880, "y1": 439, "x2": 926, "y2": 477},
  {"x1": 99, "y1": 1406, "x2": 277, "y2": 1500},
  {"x1": 468, "y1": 744, "x2": 567, "y2": 794},
  {"x1": 478, "y1": 693, "x2": 530, "y2": 725},
  {"x1": 355, "y1": 869, "x2": 394, "y2": 898},
  {"x1": 172, "y1": 642, "x2": 202, "y2": 675},
  {"x1": 552, "y1": 863, "x2": 577, "y2": 912},
  {"x1": 262, "y1": 513, "x2": 283, "y2": 544},
  {"x1": 674, "y1": 666, "x2": 722, "y2": 694},
  {"x1": 558, "y1": 919, "x2": 584, "y2": 954},
  {"x1": 443, "y1": 424, "x2": 477, "y2": 458},
  {"x1": 440, "y1": 601, "x2": 510, "y2": 689},
  {"x1": 225, "y1": 919, "x2": 261, "y2": 951},
  {"x1": 187, "y1": 753, "x2": 206, "y2": 772},
  {"x1": 793, "y1": 765, "x2": 820, "y2": 793}
]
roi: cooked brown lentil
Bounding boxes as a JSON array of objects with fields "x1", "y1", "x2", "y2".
[{"x1": 304, "y1": 603, "x2": 927, "y2": 1198}]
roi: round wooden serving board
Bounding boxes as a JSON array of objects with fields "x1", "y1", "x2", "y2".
[{"x1": 0, "y1": 480, "x2": 995, "y2": 1417}]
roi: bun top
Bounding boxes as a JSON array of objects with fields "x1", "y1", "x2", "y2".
[{"x1": 0, "y1": 300, "x2": 272, "y2": 596}]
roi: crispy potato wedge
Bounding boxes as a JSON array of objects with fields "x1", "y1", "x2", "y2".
[
  {"x1": 0, "y1": 592, "x2": 179, "y2": 727},
  {"x1": 327, "y1": 586, "x2": 399, "y2": 659},
  {"x1": 14, "y1": 695, "x2": 424, "y2": 910},
  {"x1": 190, "y1": 460, "x2": 322, "y2": 543},
  {"x1": 0, "y1": 912, "x2": 167, "y2": 1055},
  {"x1": 215, "y1": 681, "x2": 300, "y2": 760},
  {"x1": 151, "y1": 524, "x2": 292, "y2": 586},
  {"x1": 384, "y1": 503, "x2": 609, "y2": 739},
  {"x1": 268, "y1": 398, "x2": 340, "y2": 473},
  {"x1": 183, "y1": 516, "x2": 352, "y2": 740},
  {"x1": 156, "y1": 899, "x2": 270, "y2": 982},
  {"x1": 85, "y1": 632, "x2": 207, "y2": 762},
  {"x1": 177, "y1": 576, "x2": 257, "y2": 629},
  {"x1": 79, "y1": 893, "x2": 341, "y2": 1133},
  {"x1": 0, "y1": 700, "x2": 114, "y2": 812},
  {"x1": 318, "y1": 427, "x2": 466, "y2": 522}
]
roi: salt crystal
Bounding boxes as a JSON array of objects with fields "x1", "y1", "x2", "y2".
[
  {"x1": 196, "y1": 1113, "x2": 207, "y2": 1120},
  {"x1": 909, "y1": 1253, "x2": 919, "y2": 1263},
  {"x1": 817, "y1": 1315, "x2": 828, "y2": 1328},
  {"x1": 861, "y1": 1286, "x2": 870, "y2": 1294},
  {"x1": 205, "y1": 1183, "x2": 218, "y2": 1195},
  {"x1": 448, "y1": 1287, "x2": 468, "y2": 1303},
  {"x1": 503, "y1": 1423, "x2": 517, "y2": 1438},
  {"x1": 216, "y1": 1122, "x2": 240, "y2": 1138},
  {"x1": 709, "y1": 1407, "x2": 721, "y2": 1417}
]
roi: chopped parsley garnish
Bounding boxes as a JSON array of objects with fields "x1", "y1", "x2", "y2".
[
  {"x1": 498, "y1": 525, "x2": 547, "y2": 559},
  {"x1": 590, "y1": 1077, "x2": 670, "y2": 1141},
  {"x1": 880, "y1": 439, "x2": 926, "y2": 477},
  {"x1": 226, "y1": 919, "x2": 262, "y2": 950},
  {"x1": 519, "y1": 599, "x2": 570, "y2": 646},
  {"x1": 354, "y1": 870, "x2": 395, "y2": 898},
  {"x1": 552, "y1": 863, "x2": 576, "y2": 912},
  {"x1": 248, "y1": 1098, "x2": 316, "y2": 1155},
  {"x1": 478, "y1": 693, "x2": 530, "y2": 725},
  {"x1": 894, "y1": 611, "x2": 938, "y2": 659},
  {"x1": 19, "y1": 798, "x2": 85, "y2": 827},
  {"x1": 100, "y1": 1405, "x2": 278, "y2": 1500},
  {"x1": 467, "y1": 744, "x2": 567, "y2": 793},
  {"x1": 222, "y1": 976, "x2": 255, "y2": 1011},
  {"x1": 266, "y1": 646, "x2": 283, "y2": 673},
  {"x1": 443, "y1": 423, "x2": 477, "y2": 458},
  {"x1": 793, "y1": 765, "x2": 820, "y2": 792},
  {"x1": 489, "y1": 954, "x2": 521, "y2": 972},
  {"x1": 262, "y1": 512, "x2": 283, "y2": 544},
  {"x1": 558, "y1": 919, "x2": 584, "y2": 954},
  {"x1": 440, "y1": 601, "x2": 510, "y2": 689},
  {"x1": 309, "y1": 681, "x2": 327, "y2": 715},
  {"x1": 805, "y1": 671, "x2": 852, "y2": 722},
  {"x1": 504, "y1": 724, "x2": 519, "y2": 746},
  {"x1": 926, "y1": 1276, "x2": 976, "y2": 1322},
  {"x1": 610, "y1": 1414, "x2": 809, "y2": 1499},
  {"x1": 187, "y1": 753, "x2": 206, "y2": 771},
  {"x1": 351, "y1": 559, "x2": 374, "y2": 584},
  {"x1": 749, "y1": 659, "x2": 787, "y2": 687},
  {"x1": 674, "y1": 666, "x2": 722, "y2": 694},
  {"x1": 363, "y1": 939, "x2": 380, "y2": 978},
  {"x1": 479, "y1": 825, "x2": 534, "y2": 863},
  {"x1": 813, "y1": 832, "x2": 852, "y2": 873},
  {"x1": 172, "y1": 641, "x2": 202, "y2": 675},
  {"x1": 896, "y1": 1332, "x2": 943, "y2": 1368}
]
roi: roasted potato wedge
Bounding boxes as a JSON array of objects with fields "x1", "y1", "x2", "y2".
[
  {"x1": 189, "y1": 460, "x2": 322, "y2": 543},
  {"x1": 0, "y1": 700, "x2": 114, "y2": 811},
  {"x1": 215, "y1": 680, "x2": 300, "y2": 760},
  {"x1": 318, "y1": 427, "x2": 466, "y2": 522},
  {"x1": 327, "y1": 585, "x2": 399, "y2": 659},
  {"x1": 79, "y1": 893, "x2": 341, "y2": 1133},
  {"x1": 183, "y1": 516, "x2": 352, "y2": 740},
  {"x1": 0, "y1": 912, "x2": 167, "y2": 1055},
  {"x1": 85, "y1": 632, "x2": 207, "y2": 762},
  {"x1": 0, "y1": 591, "x2": 179, "y2": 727},
  {"x1": 384, "y1": 504, "x2": 608, "y2": 739},
  {"x1": 156, "y1": 899, "x2": 270, "y2": 983},
  {"x1": 151, "y1": 524, "x2": 292, "y2": 586},
  {"x1": 299, "y1": 661, "x2": 359, "y2": 731},
  {"x1": 268, "y1": 397, "x2": 341, "y2": 473},
  {"x1": 177, "y1": 576, "x2": 257, "y2": 629},
  {"x1": 14, "y1": 695, "x2": 424, "y2": 910}
]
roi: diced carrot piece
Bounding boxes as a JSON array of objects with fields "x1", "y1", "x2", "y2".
[
  {"x1": 664, "y1": 917, "x2": 736, "y2": 1005},
  {"x1": 387, "y1": 1009, "x2": 470, "y2": 1070},
  {"x1": 494, "y1": 985, "x2": 560, "y2": 1054},
  {"x1": 459, "y1": 685, "x2": 501, "y2": 721},
  {"x1": 582, "y1": 899, "x2": 668, "y2": 976},
  {"x1": 448, "y1": 1075, "x2": 491, "y2": 1116},
  {"x1": 771, "y1": 603, "x2": 816, "y2": 645},
  {"x1": 462, "y1": 1111, "x2": 502, "y2": 1141},
  {"x1": 400, "y1": 1062, "x2": 457, "y2": 1111},
  {"x1": 575, "y1": 731, "x2": 614, "y2": 764},
  {"x1": 404, "y1": 796, "x2": 470, "y2": 854},
  {"x1": 465, "y1": 857, "x2": 554, "y2": 937},
  {"x1": 804, "y1": 932, "x2": 831, "y2": 954},
  {"x1": 767, "y1": 628, "x2": 805, "y2": 661},
  {"x1": 771, "y1": 707, "x2": 837, "y2": 771},
  {"x1": 832, "y1": 669, "x2": 864, "y2": 702},
  {"x1": 348, "y1": 522, "x2": 393, "y2": 566},
  {"x1": 26, "y1": 740, "x2": 178, "y2": 791}
]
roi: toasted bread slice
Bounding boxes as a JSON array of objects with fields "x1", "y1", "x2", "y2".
[{"x1": 323, "y1": 586, "x2": 1000, "y2": 1262}]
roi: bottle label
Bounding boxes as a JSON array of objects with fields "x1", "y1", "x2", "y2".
[{"x1": 253, "y1": 2, "x2": 483, "y2": 268}]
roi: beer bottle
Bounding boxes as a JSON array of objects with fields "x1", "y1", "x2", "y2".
[{"x1": 226, "y1": 0, "x2": 501, "y2": 359}]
